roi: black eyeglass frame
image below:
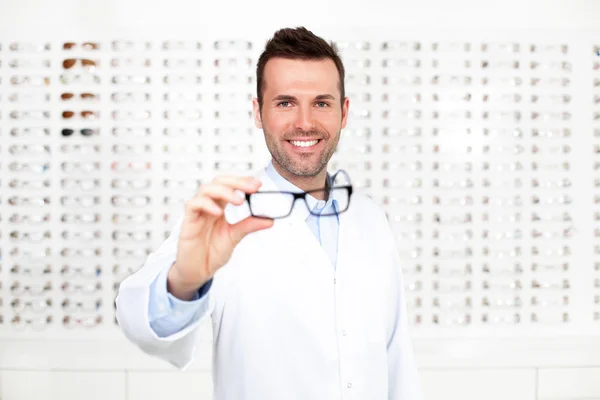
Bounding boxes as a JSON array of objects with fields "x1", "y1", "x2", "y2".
[{"x1": 245, "y1": 169, "x2": 353, "y2": 220}]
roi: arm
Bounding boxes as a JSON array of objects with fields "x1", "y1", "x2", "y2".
[
  {"x1": 380, "y1": 211, "x2": 423, "y2": 400},
  {"x1": 115, "y1": 215, "x2": 215, "y2": 369},
  {"x1": 148, "y1": 264, "x2": 213, "y2": 338}
]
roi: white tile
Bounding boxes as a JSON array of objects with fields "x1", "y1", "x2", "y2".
[
  {"x1": 51, "y1": 371, "x2": 126, "y2": 400},
  {"x1": 1, "y1": 371, "x2": 125, "y2": 400},
  {"x1": 1, "y1": 371, "x2": 52, "y2": 400},
  {"x1": 538, "y1": 368, "x2": 600, "y2": 399},
  {"x1": 128, "y1": 371, "x2": 213, "y2": 400},
  {"x1": 419, "y1": 368, "x2": 536, "y2": 400}
]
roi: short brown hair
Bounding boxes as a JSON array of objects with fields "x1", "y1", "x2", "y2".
[{"x1": 256, "y1": 26, "x2": 345, "y2": 110}]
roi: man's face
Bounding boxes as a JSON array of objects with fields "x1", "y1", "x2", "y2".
[{"x1": 253, "y1": 57, "x2": 349, "y2": 178}]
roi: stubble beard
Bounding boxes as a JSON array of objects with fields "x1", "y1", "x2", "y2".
[{"x1": 263, "y1": 127, "x2": 340, "y2": 178}]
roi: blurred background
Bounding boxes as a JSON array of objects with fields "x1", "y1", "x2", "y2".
[{"x1": 1, "y1": 0, "x2": 600, "y2": 398}]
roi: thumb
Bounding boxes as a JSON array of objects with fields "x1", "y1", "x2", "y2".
[{"x1": 229, "y1": 216, "x2": 274, "y2": 245}]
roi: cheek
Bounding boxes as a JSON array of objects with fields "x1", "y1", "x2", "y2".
[
  {"x1": 320, "y1": 112, "x2": 343, "y2": 130},
  {"x1": 263, "y1": 112, "x2": 293, "y2": 134}
]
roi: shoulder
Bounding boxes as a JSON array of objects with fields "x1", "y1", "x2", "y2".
[{"x1": 349, "y1": 191, "x2": 388, "y2": 226}]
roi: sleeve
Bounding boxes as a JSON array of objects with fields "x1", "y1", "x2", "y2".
[
  {"x1": 148, "y1": 263, "x2": 213, "y2": 338},
  {"x1": 115, "y1": 214, "x2": 215, "y2": 370},
  {"x1": 380, "y1": 209, "x2": 423, "y2": 400}
]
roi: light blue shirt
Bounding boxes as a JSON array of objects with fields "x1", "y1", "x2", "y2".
[{"x1": 148, "y1": 160, "x2": 340, "y2": 337}]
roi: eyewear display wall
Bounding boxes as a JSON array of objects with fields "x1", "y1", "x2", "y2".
[{"x1": 0, "y1": 35, "x2": 598, "y2": 341}]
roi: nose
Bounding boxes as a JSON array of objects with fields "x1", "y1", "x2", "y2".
[{"x1": 293, "y1": 106, "x2": 315, "y2": 132}]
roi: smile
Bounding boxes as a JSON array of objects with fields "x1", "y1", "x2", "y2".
[{"x1": 289, "y1": 139, "x2": 319, "y2": 147}]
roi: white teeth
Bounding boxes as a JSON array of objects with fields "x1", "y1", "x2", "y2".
[{"x1": 290, "y1": 140, "x2": 318, "y2": 147}]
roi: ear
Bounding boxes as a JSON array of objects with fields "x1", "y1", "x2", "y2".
[
  {"x1": 252, "y1": 98, "x2": 263, "y2": 129},
  {"x1": 340, "y1": 96, "x2": 350, "y2": 129}
]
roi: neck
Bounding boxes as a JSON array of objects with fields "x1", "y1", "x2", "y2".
[{"x1": 272, "y1": 158, "x2": 328, "y2": 200}]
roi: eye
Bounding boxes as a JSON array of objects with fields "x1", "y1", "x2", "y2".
[
  {"x1": 316, "y1": 101, "x2": 328, "y2": 108},
  {"x1": 277, "y1": 101, "x2": 291, "y2": 108}
]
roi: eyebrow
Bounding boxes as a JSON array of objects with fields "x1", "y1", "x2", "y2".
[{"x1": 272, "y1": 94, "x2": 336, "y2": 102}]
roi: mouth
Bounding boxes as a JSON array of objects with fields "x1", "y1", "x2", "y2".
[{"x1": 286, "y1": 139, "x2": 322, "y2": 152}]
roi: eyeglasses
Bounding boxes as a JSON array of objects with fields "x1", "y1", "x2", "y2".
[
  {"x1": 111, "y1": 92, "x2": 151, "y2": 102},
  {"x1": 12, "y1": 315, "x2": 53, "y2": 331},
  {"x1": 163, "y1": 144, "x2": 202, "y2": 155},
  {"x1": 9, "y1": 144, "x2": 51, "y2": 156},
  {"x1": 8, "y1": 192, "x2": 47, "y2": 206},
  {"x1": 112, "y1": 110, "x2": 151, "y2": 120},
  {"x1": 63, "y1": 315, "x2": 103, "y2": 328},
  {"x1": 63, "y1": 58, "x2": 98, "y2": 70},
  {"x1": 111, "y1": 195, "x2": 151, "y2": 207},
  {"x1": 10, "y1": 247, "x2": 52, "y2": 258},
  {"x1": 10, "y1": 42, "x2": 51, "y2": 52},
  {"x1": 8, "y1": 92, "x2": 50, "y2": 102},
  {"x1": 9, "y1": 213, "x2": 51, "y2": 224},
  {"x1": 61, "y1": 247, "x2": 101, "y2": 258},
  {"x1": 62, "y1": 110, "x2": 99, "y2": 120},
  {"x1": 163, "y1": 127, "x2": 201, "y2": 137},
  {"x1": 61, "y1": 229, "x2": 102, "y2": 240},
  {"x1": 63, "y1": 42, "x2": 99, "y2": 50},
  {"x1": 60, "y1": 264, "x2": 102, "y2": 278},
  {"x1": 61, "y1": 178, "x2": 101, "y2": 190},
  {"x1": 60, "y1": 144, "x2": 101, "y2": 154},
  {"x1": 113, "y1": 264, "x2": 142, "y2": 280},
  {"x1": 113, "y1": 127, "x2": 151, "y2": 137},
  {"x1": 164, "y1": 109, "x2": 202, "y2": 120},
  {"x1": 213, "y1": 40, "x2": 252, "y2": 51},
  {"x1": 246, "y1": 170, "x2": 353, "y2": 219},
  {"x1": 10, "y1": 76, "x2": 50, "y2": 86},
  {"x1": 61, "y1": 212, "x2": 101, "y2": 224},
  {"x1": 61, "y1": 281, "x2": 102, "y2": 294},
  {"x1": 165, "y1": 92, "x2": 202, "y2": 102},
  {"x1": 11, "y1": 281, "x2": 52, "y2": 295},
  {"x1": 61, "y1": 128, "x2": 98, "y2": 137},
  {"x1": 10, "y1": 110, "x2": 50, "y2": 119},
  {"x1": 11, "y1": 263, "x2": 52, "y2": 275},
  {"x1": 112, "y1": 58, "x2": 152, "y2": 68},
  {"x1": 61, "y1": 161, "x2": 100, "y2": 174},
  {"x1": 112, "y1": 40, "x2": 151, "y2": 51},
  {"x1": 111, "y1": 161, "x2": 151, "y2": 173},
  {"x1": 62, "y1": 298, "x2": 103, "y2": 313},
  {"x1": 11, "y1": 298, "x2": 53, "y2": 313},
  {"x1": 61, "y1": 92, "x2": 99, "y2": 101},
  {"x1": 113, "y1": 247, "x2": 151, "y2": 259},
  {"x1": 60, "y1": 73, "x2": 101, "y2": 84},
  {"x1": 112, "y1": 213, "x2": 152, "y2": 224},
  {"x1": 112, "y1": 230, "x2": 152, "y2": 242},
  {"x1": 112, "y1": 75, "x2": 151, "y2": 85},
  {"x1": 112, "y1": 179, "x2": 151, "y2": 190}
]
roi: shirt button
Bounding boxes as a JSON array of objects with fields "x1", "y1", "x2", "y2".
[
  {"x1": 342, "y1": 330, "x2": 347, "y2": 336},
  {"x1": 347, "y1": 382, "x2": 352, "y2": 389}
]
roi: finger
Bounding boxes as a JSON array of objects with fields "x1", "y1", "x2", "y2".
[
  {"x1": 212, "y1": 175, "x2": 262, "y2": 193},
  {"x1": 184, "y1": 196, "x2": 223, "y2": 220},
  {"x1": 229, "y1": 216, "x2": 274, "y2": 245},
  {"x1": 198, "y1": 181, "x2": 260, "y2": 207}
]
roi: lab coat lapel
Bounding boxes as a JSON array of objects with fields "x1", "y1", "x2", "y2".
[{"x1": 253, "y1": 166, "x2": 342, "y2": 276}]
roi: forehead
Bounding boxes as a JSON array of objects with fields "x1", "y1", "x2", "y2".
[{"x1": 262, "y1": 57, "x2": 340, "y2": 97}]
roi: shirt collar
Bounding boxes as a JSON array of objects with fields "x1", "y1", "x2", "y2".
[{"x1": 264, "y1": 159, "x2": 338, "y2": 221}]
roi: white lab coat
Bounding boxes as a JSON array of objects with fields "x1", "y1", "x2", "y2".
[{"x1": 115, "y1": 166, "x2": 422, "y2": 400}]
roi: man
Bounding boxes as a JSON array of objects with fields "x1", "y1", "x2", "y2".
[{"x1": 116, "y1": 26, "x2": 422, "y2": 400}]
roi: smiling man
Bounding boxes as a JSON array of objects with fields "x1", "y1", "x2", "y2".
[
  {"x1": 116, "y1": 27, "x2": 422, "y2": 400},
  {"x1": 255, "y1": 49, "x2": 348, "y2": 197}
]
